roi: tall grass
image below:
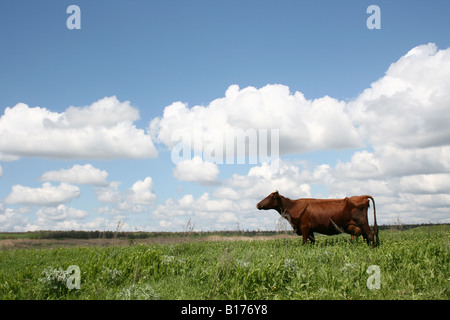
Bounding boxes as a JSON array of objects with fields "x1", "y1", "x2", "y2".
[{"x1": 0, "y1": 226, "x2": 448, "y2": 300}]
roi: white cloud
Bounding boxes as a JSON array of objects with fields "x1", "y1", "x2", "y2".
[
  {"x1": 0, "y1": 195, "x2": 127, "y2": 231},
  {"x1": 4, "y1": 182, "x2": 80, "y2": 206},
  {"x1": 149, "y1": 84, "x2": 362, "y2": 156},
  {"x1": 95, "y1": 181, "x2": 122, "y2": 204},
  {"x1": 172, "y1": 156, "x2": 220, "y2": 185},
  {"x1": 333, "y1": 145, "x2": 450, "y2": 180},
  {"x1": 0, "y1": 153, "x2": 19, "y2": 162},
  {"x1": 228, "y1": 160, "x2": 312, "y2": 200},
  {"x1": 0, "y1": 205, "x2": 30, "y2": 232},
  {"x1": 128, "y1": 177, "x2": 157, "y2": 205},
  {"x1": 397, "y1": 174, "x2": 450, "y2": 194},
  {"x1": 95, "y1": 177, "x2": 156, "y2": 214},
  {"x1": 82, "y1": 217, "x2": 129, "y2": 231},
  {"x1": 213, "y1": 187, "x2": 240, "y2": 200},
  {"x1": 152, "y1": 192, "x2": 241, "y2": 231},
  {"x1": 64, "y1": 96, "x2": 140, "y2": 127},
  {"x1": 40, "y1": 164, "x2": 109, "y2": 186},
  {"x1": 36, "y1": 204, "x2": 89, "y2": 221},
  {"x1": 24, "y1": 215, "x2": 126, "y2": 232},
  {"x1": 350, "y1": 43, "x2": 450, "y2": 149},
  {"x1": 0, "y1": 96, "x2": 158, "y2": 160}
]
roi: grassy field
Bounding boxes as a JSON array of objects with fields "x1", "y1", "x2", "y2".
[{"x1": 0, "y1": 225, "x2": 448, "y2": 300}]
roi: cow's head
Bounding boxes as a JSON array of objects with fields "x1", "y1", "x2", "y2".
[{"x1": 256, "y1": 190, "x2": 281, "y2": 210}]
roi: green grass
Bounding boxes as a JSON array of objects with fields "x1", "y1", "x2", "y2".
[{"x1": 0, "y1": 226, "x2": 448, "y2": 300}]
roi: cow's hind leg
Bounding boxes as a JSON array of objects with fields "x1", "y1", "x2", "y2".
[
  {"x1": 360, "y1": 224, "x2": 375, "y2": 247},
  {"x1": 353, "y1": 208, "x2": 376, "y2": 248}
]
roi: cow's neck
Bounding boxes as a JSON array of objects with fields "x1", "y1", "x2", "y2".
[
  {"x1": 276, "y1": 195, "x2": 298, "y2": 232},
  {"x1": 277, "y1": 195, "x2": 295, "y2": 216}
]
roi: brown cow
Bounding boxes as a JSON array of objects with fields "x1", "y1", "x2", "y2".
[{"x1": 256, "y1": 191, "x2": 379, "y2": 247}]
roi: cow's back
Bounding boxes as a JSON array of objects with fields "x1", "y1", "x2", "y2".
[{"x1": 302, "y1": 198, "x2": 349, "y2": 215}]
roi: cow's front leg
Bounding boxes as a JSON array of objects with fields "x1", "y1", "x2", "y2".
[
  {"x1": 300, "y1": 225, "x2": 311, "y2": 244},
  {"x1": 308, "y1": 232, "x2": 315, "y2": 244},
  {"x1": 302, "y1": 233, "x2": 308, "y2": 244}
]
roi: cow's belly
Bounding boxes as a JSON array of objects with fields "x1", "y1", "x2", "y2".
[
  {"x1": 310, "y1": 215, "x2": 350, "y2": 235},
  {"x1": 313, "y1": 225, "x2": 343, "y2": 236}
]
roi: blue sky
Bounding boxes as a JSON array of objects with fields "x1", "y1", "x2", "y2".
[{"x1": 1, "y1": 0, "x2": 450, "y2": 232}]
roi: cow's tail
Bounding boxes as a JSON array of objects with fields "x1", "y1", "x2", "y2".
[{"x1": 365, "y1": 195, "x2": 379, "y2": 247}]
